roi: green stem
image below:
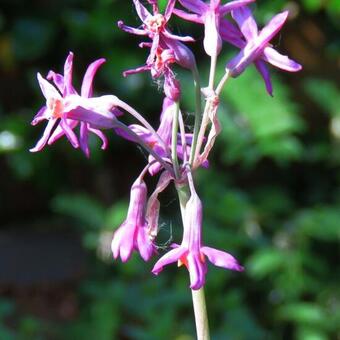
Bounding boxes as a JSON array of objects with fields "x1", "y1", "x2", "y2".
[
  {"x1": 208, "y1": 54, "x2": 217, "y2": 90},
  {"x1": 189, "y1": 64, "x2": 202, "y2": 166},
  {"x1": 176, "y1": 179, "x2": 210, "y2": 340},
  {"x1": 172, "y1": 101, "x2": 180, "y2": 179},
  {"x1": 192, "y1": 288, "x2": 210, "y2": 340}
]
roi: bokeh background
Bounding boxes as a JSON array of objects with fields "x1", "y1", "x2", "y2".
[{"x1": 0, "y1": 0, "x2": 339, "y2": 339}]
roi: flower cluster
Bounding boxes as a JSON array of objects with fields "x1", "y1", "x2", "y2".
[{"x1": 30, "y1": 0, "x2": 301, "y2": 290}]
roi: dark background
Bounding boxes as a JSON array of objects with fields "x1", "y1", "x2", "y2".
[{"x1": 0, "y1": 0, "x2": 339, "y2": 339}]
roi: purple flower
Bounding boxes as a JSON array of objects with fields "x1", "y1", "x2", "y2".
[
  {"x1": 119, "y1": 0, "x2": 195, "y2": 76},
  {"x1": 30, "y1": 52, "x2": 122, "y2": 156},
  {"x1": 174, "y1": 0, "x2": 254, "y2": 57},
  {"x1": 111, "y1": 177, "x2": 156, "y2": 262},
  {"x1": 227, "y1": 7, "x2": 302, "y2": 95},
  {"x1": 152, "y1": 184, "x2": 243, "y2": 290}
]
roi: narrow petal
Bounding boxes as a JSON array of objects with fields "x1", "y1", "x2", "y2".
[
  {"x1": 201, "y1": 246, "x2": 244, "y2": 271},
  {"x1": 79, "y1": 122, "x2": 90, "y2": 157},
  {"x1": 164, "y1": 0, "x2": 176, "y2": 21},
  {"x1": 31, "y1": 106, "x2": 48, "y2": 126},
  {"x1": 163, "y1": 30, "x2": 195, "y2": 42},
  {"x1": 178, "y1": 0, "x2": 207, "y2": 15},
  {"x1": 255, "y1": 60, "x2": 273, "y2": 96},
  {"x1": 152, "y1": 247, "x2": 188, "y2": 274},
  {"x1": 172, "y1": 9, "x2": 203, "y2": 23},
  {"x1": 29, "y1": 119, "x2": 58, "y2": 152},
  {"x1": 46, "y1": 71, "x2": 64, "y2": 93},
  {"x1": 187, "y1": 253, "x2": 207, "y2": 290},
  {"x1": 262, "y1": 46, "x2": 302, "y2": 72},
  {"x1": 232, "y1": 6, "x2": 258, "y2": 41},
  {"x1": 257, "y1": 11, "x2": 288, "y2": 47},
  {"x1": 63, "y1": 52, "x2": 74, "y2": 96},
  {"x1": 37, "y1": 73, "x2": 61, "y2": 100},
  {"x1": 133, "y1": 0, "x2": 152, "y2": 22},
  {"x1": 88, "y1": 127, "x2": 108, "y2": 150},
  {"x1": 60, "y1": 118, "x2": 79, "y2": 148},
  {"x1": 117, "y1": 21, "x2": 147, "y2": 36},
  {"x1": 123, "y1": 64, "x2": 151, "y2": 77},
  {"x1": 81, "y1": 58, "x2": 106, "y2": 98},
  {"x1": 111, "y1": 222, "x2": 136, "y2": 262},
  {"x1": 48, "y1": 119, "x2": 78, "y2": 145},
  {"x1": 219, "y1": 18, "x2": 244, "y2": 48},
  {"x1": 220, "y1": 0, "x2": 255, "y2": 16},
  {"x1": 136, "y1": 226, "x2": 155, "y2": 261}
]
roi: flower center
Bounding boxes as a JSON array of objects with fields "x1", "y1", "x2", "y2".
[
  {"x1": 146, "y1": 14, "x2": 166, "y2": 33},
  {"x1": 47, "y1": 97, "x2": 64, "y2": 119}
]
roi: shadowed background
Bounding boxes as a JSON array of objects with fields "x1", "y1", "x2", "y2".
[{"x1": 0, "y1": 0, "x2": 339, "y2": 339}]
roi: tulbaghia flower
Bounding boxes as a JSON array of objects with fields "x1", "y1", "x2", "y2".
[
  {"x1": 227, "y1": 7, "x2": 302, "y2": 95},
  {"x1": 152, "y1": 183, "x2": 243, "y2": 290},
  {"x1": 30, "y1": 52, "x2": 122, "y2": 156},
  {"x1": 111, "y1": 177, "x2": 156, "y2": 262},
  {"x1": 174, "y1": 0, "x2": 255, "y2": 57},
  {"x1": 119, "y1": 0, "x2": 195, "y2": 75}
]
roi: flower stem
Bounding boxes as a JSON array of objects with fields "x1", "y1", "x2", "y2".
[
  {"x1": 176, "y1": 178, "x2": 210, "y2": 340},
  {"x1": 192, "y1": 288, "x2": 210, "y2": 340},
  {"x1": 171, "y1": 101, "x2": 180, "y2": 179},
  {"x1": 189, "y1": 64, "x2": 202, "y2": 166}
]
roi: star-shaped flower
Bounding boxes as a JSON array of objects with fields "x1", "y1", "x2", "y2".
[
  {"x1": 226, "y1": 7, "x2": 302, "y2": 95},
  {"x1": 30, "y1": 52, "x2": 122, "y2": 156}
]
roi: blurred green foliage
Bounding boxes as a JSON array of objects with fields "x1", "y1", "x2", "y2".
[{"x1": 0, "y1": 0, "x2": 339, "y2": 339}]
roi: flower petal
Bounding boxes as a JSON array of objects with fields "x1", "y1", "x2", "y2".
[
  {"x1": 63, "y1": 52, "x2": 75, "y2": 96},
  {"x1": 257, "y1": 11, "x2": 288, "y2": 47},
  {"x1": 255, "y1": 60, "x2": 273, "y2": 96},
  {"x1": 152, "y1": 247, "x2": 188, "y2": 274},
  {"x1": 46, "y1": 71, "x2": 64, "y2": 93},
  {"x1": 111, "y1": 222, "x2": 136, "y2": 262},
  {"x1": 132, "y1": 0, "x2": 152, "y2": 22},
  {"x1": 262, "y1": 46, "x2": 302, "y2": 72},
  {"x1": 219, "y1": 18, "x2": 244, "y2": 48},
  {"x1": 37, "y1": 73, "x2": 61, "y2": 100},
  {"x1": 29, "y1": 119, "x2": 58, "y2": 152},
  {"x1": 81, "y1": 58, "x2": 106, "y2": 98},
  {"x1": 201, "y1": 246, "x2": 244, "y2": 271},
  {"x1": 117, "y1": 20, "x2": 147, "y2": 36},
  {"x1": 88, "y1": 127, "x2": 108, "y2": 150},
  {"x1": 164, "y1": 0, "x2": 176, "y2": 21},
  {"x1": 79, "y1": 122, "x2": 90, "y2": 158},
  {"x1": 232, "y1": 6, "x2": 258, "y2": 41},
  {"x1": 136, "y1": 225, "x2": 155, "y2": 261},
  {"x1": 172, "y1": 9, "x2": 203, "y2": 24},
  {"x1": 187, "y1": 252, "x2": 207, "y2": 290},
  {"x1": 60, "y1": 119, "x2": 79, "y2": 148},
  {"x1": 178, "y1": 0, "x2": 207, "y2": 15},
  {"x1": 47, "y1": 119, "x2": 77, "y2": 146},
  {"x1": 31, "y1": 106, "x2": 48, "y2": 126},
  {"x1": 220, "y1": 0, "x2": 255, "y2": 16}
]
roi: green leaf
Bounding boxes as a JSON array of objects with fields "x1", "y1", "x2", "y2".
[
  {"x1": 277, "y1": 303, "x2": 327, "y2": 326},
  {"x1": 51, "y1": 194, "x2": 106, "y2": 229},
  {"x1": 246, "y1": 248, "x2": 286, "y2": 278}
]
